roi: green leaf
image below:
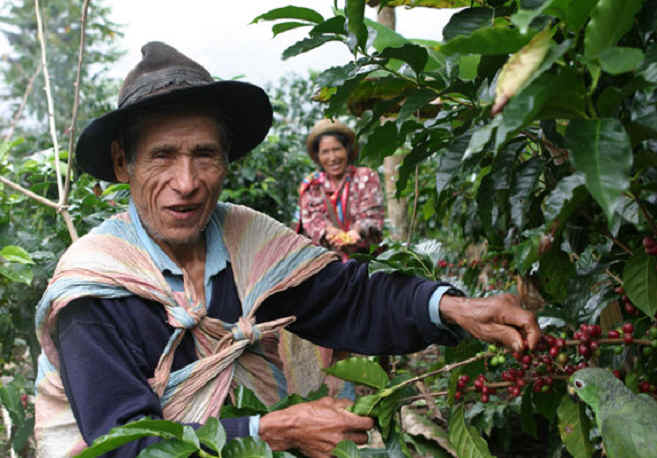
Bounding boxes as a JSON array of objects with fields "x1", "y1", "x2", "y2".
[
  {"x1": 448, "y1": 405, "x2": 496, "y2": 458},
  {"x1": 360, "y1": 121, "x2": 402, "y2": 164},
  {"x1": 599, "y1": 47, "x2": 645, "y2": 74},
  {"x1": 440, "y1": 27, "x2": 532, "y2": 57},
  {"x1": 13, "y1": 416, "x2": 34, "y2": 453},
  {"x1": 622, "y1": 252, "x2": 657, "y2": 317},
  {"x1": 538, "y1": 249, "x2": 576, "y2": 303},
  {"x1": 557, "y1": 395, "x2": 594, "y2": 458},
  {"x1": 324, "y1": 356, "x2": 389, "y2": 389},
  {"x1": 251, "y1": 6, "x2": 324, "y2": 25},
  {"x1": 533, "y1": 385, "x2": 564, "y2": 423},
  {"x1": 379, "y1": 44, "x2": 428, "y2": 76},
  {"x1": 345, "y1": 0, "x2": 367, "y2": 52},
  {"x1": 443, "y1": 7, "x2": 494, "y2": 41},
  {"x1": 223, "y1": 437, "x2": 273, "y2": 457},
  {"x1": 333, "y1": 440, "x2": 362, "y2": 457},
  {"x1": 311, "y1": 16, "x2": 346, "y2": 36},
  {"x1": 0, "y1": 263, "x2": 33, "y2": 285},
  {"x1": 520, "y1": 386, "x2": 537, "y2": 438},
  {"x1": 565, "y1": 118, "x2": 633, "y2": 222},
  {"x1": 195, "y1": 417, "x2": 225, "y2": 453},
  {"x1": 282, "y1": 35, "x2": 339, "y2": 60},
  {"x1": 349, "y1": 392, "x2": 382, "y2": 417},
  {"x1": 544, "y1": 173, "x2": 586, "y2": 222},
  {"x1": 77, "y1": 418, "x2": 183, "y2": 458},
  {"x1": 138, "y1": 439, "x2": 197, "y2": 458},
  {"x1": 511, "y1": 231, "x2": 541, "y2": 275},
  {"x1": 584, "y1": 0, "x2": 644, "y2": 58},
  {"x1": 233, "y1": 385, "x2": 268, "y2": 414},
  {"x1": 510, "y1": 158, "x2": 543, "y2": 229},
  {"x1": 272, "y1": 21, "x2": 311, "y2": 37},
  {"x1": 0, "y1": 245, "x2": 34, "y2": 264}
]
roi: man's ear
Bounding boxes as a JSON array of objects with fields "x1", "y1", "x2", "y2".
[{"x1": 111, "y1": 140, "x2": 130, "y2": 183}]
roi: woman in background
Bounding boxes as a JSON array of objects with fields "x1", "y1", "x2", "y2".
[{"x1": 298, "y1": 119, "x2": 384, "y2": 261}]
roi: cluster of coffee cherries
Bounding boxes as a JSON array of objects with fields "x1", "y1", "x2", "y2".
[{"x1": 643, "y1": 236, "x2": 657, "y2": 256}]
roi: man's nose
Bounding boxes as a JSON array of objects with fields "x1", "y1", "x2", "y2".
[{"x1": 171, "y1": 157, "x2": 199, "y2": 194}]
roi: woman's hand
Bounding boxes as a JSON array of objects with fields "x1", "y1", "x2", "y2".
[
  {"x1": 259, "y1": 397, "x2": 374, "y2": 457},
  {"x1": 325, "y1": 225, "x2": 360, "y2": 248}
]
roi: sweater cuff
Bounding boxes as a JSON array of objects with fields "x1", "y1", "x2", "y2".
[
  {"x1": 427, "y1": 286, "x2": 468, "y2": 341},
  {"x1": 249, "y1": 415, "x2": 260, "y2": 439}
]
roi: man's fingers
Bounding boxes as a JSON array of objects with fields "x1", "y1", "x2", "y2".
[
  {"x1": 487, "y1": 323, "x2": 525, "y2": 352},
  {"x1": 344, "y1": 431, "x2": 370, "y2": 445},
  {"x1": 499, "y1": 303, "x2": 541, "y2": 350}
]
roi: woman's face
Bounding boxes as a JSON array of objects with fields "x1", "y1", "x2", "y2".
[{"x1": 317, "y1": 135, "x2": 349, "y2": 181}]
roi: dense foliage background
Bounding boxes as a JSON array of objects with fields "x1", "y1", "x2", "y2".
[{"x1": 1, "y1": 0, "x2": 657, "y2": 456}]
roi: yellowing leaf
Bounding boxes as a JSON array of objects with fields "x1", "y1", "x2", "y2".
[{"x1": 492, "y1": 27, "x2": 554, "y2": 115}]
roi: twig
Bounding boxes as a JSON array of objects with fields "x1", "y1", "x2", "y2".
[
  {"x1": 63, "y1": 0, "x2": 90, "y2": 204},
  {"x1": 3, "y1": 63, "x2": 42, "y2": 141},
  {"x1": 602, "y1": 232, "x2": 633, "y2": 256},
  {"x1": 1, "y1": 405, "x2": 17, "y2": 458},
  {"x1": 0, "y1": 175, "x2": 60, "y2": 210},
  {"x1": 392, "y1": 352, "x2": 491, "y2": 392},
  {"x1": 34, "y1": 0, "x2": 78, "y2": 241},
  {"x1": 34, "y1": 0, "x2": 63, "y2": 199}
]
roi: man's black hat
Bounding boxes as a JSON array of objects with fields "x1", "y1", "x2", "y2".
[{"x1": 75, "y1": 41, "x2": 273, "y2": 182}]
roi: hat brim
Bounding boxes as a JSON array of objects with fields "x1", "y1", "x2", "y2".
[{"x1": 75, "y1": 80, "x2": 272, "y2": 182}]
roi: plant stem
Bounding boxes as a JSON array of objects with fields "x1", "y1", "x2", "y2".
[
  {"x1": 0, "y1": 175, "x2": 59, "y2": 210},
  {"x1": 63, "y1": 0, "x2": 90, "y2": 205},
  {"x1": 3, "y1": 63, "x2": 41, "y2": 141}
]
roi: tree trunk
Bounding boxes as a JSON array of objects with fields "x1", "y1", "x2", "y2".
[{"x1": 377, "y1": 6, "x2": 409, "y2": 242}]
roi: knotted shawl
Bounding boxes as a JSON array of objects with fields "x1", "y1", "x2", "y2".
[{"x1": 34, "y1": 203, "x2": 338, "y2": 457}]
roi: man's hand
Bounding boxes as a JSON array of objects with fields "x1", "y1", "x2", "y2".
[
  {"x1": 439, "y1": 293, "x2": 541, "y2": 352},
  {"x1": 325, "y1": 225, "x2": 360, "y2": 248},
  {"x1": 259, "y1": 397, "x2": 374, "y2": 457}
]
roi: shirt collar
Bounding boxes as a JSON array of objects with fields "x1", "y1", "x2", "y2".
[{"x1": 128, "y1": 199, "x2": 228, "y2": 279}]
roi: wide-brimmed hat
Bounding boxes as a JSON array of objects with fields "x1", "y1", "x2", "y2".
[
  {"x1": 305, "y1": 119, "x2": 358, "y2": 164},
  {"x1": 75, "y1": 41, "x2": 273, "y2": 182}
]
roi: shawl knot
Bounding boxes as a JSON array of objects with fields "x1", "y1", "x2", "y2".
[{"x1": 231, "y1": 316, "x2": 260, "y2": 344}]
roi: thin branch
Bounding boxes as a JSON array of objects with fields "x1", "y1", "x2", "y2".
[
  {"x1": 3, "y1": 63, "x2": 42, "y2": 141},
  {"x1": 0, "y1": 175, "x2": 60, "y2": 210},
  {"x1": 392, "y1": 352, "x2": 491, "y2": 392},
  {"x1": 64, "y1": 0, "x2": 90, "y2": 204},
  {"x1": 34, "y1": 0, "x2": 64, "y2": 199}
]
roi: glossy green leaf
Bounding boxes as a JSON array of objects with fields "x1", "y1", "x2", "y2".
[
  {"x1": 251, "y1": 6, "x2": 324, "y2": 25},
  {"x1": 442, "y1": 7, "x2": 494, "y2": 41},
  {"x1": 195, "y1": 417, "x2": 225, "y2": 453},
  {"x1": 554, "y1": 0, "x2": 598, "y2": 32},
  {"x1": 599, "y1": 47, "x2": 645, "y2": 74},
  {"x1": 360, "y1": 121, "x2": 402, "y2": 164},
  {"x1": 379, "y1": 44, "x2": 428, "y2": 76},
  {"x1": 233, "y1": 385, "x2": 268, "y2": 413},
  {"x1": 565, "y1": 118, "x2": 633, "y2": 222},
  {"x1": 138, "y1": 439, "x2": 197, "y2": 458},
  {"x1": 622, "y1": 252, "x2": 657, "y2": 317},
  {"x1": 324, "y1": 356, "x2": 389, "y2": 389},
  {"x1": 0, "y1": 245, "x2": 34, "y2": 264},
  {"x1": 349, "y1": 392, "x2": 382, "y2": 417},
  {"x1": 538, "y1": 249, "x2": 576, "y2": 303},
  {"x1": 510, "y1": 158, "x2": 543, "y2": 229},
  {"x1": 557, "y1": 395, "x2": 593, "y2": 458},
  {"x1": 345, "y1": 0, "x2": 367, "y2": 52},
  {"x1": 544, "y1": 173, "x2": 586, "y2": 222},
  {"x1": 440, "y1": 27, "x2": 532, "y2": 57},
  {"x1": 282, "y1": 35, "x2": 339, "y2": 60},
  {"x1": 459, "y1": 54, "x2": 480, "y2": 81},
  {"x1": 464, "y1": 117, "x2": 501, "y2": 160},
  {"x1": 0, "y1": 264, "x2": 33, "y2": 285},
  {"x1": 77, "y1": 418, "x2": 183, "y2": 458},
  {"x1": 333, "y1": 440, "x2": 361, "y2": 457},
  {"x1": 448, "y1": 405, "x2": 495, "y2": 458},
  {"x1": 272, "y1": 21, "x2": 311, "y2": 37},
  {"x1": 511, "y1": 231, "x2": 541, "y2": 275},
  {"x1": 533, "y1": 385, "x2": 564, "y2": 422},
  {"x1": 584, "y1": 0, "x2": 644, "y2": 58},
  {"x1": 310, "y1": 16, "x2": 346, "y2": 36},
  {"x1": 222, "y1": 437, "x2": 274, "y2": 458}
]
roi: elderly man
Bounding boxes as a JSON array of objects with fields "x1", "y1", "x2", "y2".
[{"x1": 34, "y1": 42, "x2": 540, "y2": 458}]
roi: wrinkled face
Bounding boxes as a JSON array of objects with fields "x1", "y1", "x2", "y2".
[
  {"x1": 112, "y1": 113, "x2": 227, "y2": 252},
  {"x1": 317, "y1": 135, "x2": 349, "y2": 181}
]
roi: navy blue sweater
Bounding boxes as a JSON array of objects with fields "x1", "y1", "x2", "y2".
[{"x1": 56, "y1": 260, "x2": 460, "y2": 456}]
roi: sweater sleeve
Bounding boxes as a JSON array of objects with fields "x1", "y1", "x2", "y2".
[
  {"x1": 255, "y1": 260, "x2": 464, "y2": 354},
  {"x1": 55, "y1": 297, "x2": 251, "y2": 457}
]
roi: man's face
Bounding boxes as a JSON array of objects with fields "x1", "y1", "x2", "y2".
[{"x1": 112, "y1": 112, "x2": 227, "y2": 252}]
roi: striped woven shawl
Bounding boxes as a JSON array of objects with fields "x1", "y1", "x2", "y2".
[{"x1": 34, "y1": 203, "x2": 337, "y2": 457}]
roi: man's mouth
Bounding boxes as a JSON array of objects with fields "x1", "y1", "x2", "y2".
[{"x1": 168, "y1": 204, "x2": 201, "y2": 213}]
